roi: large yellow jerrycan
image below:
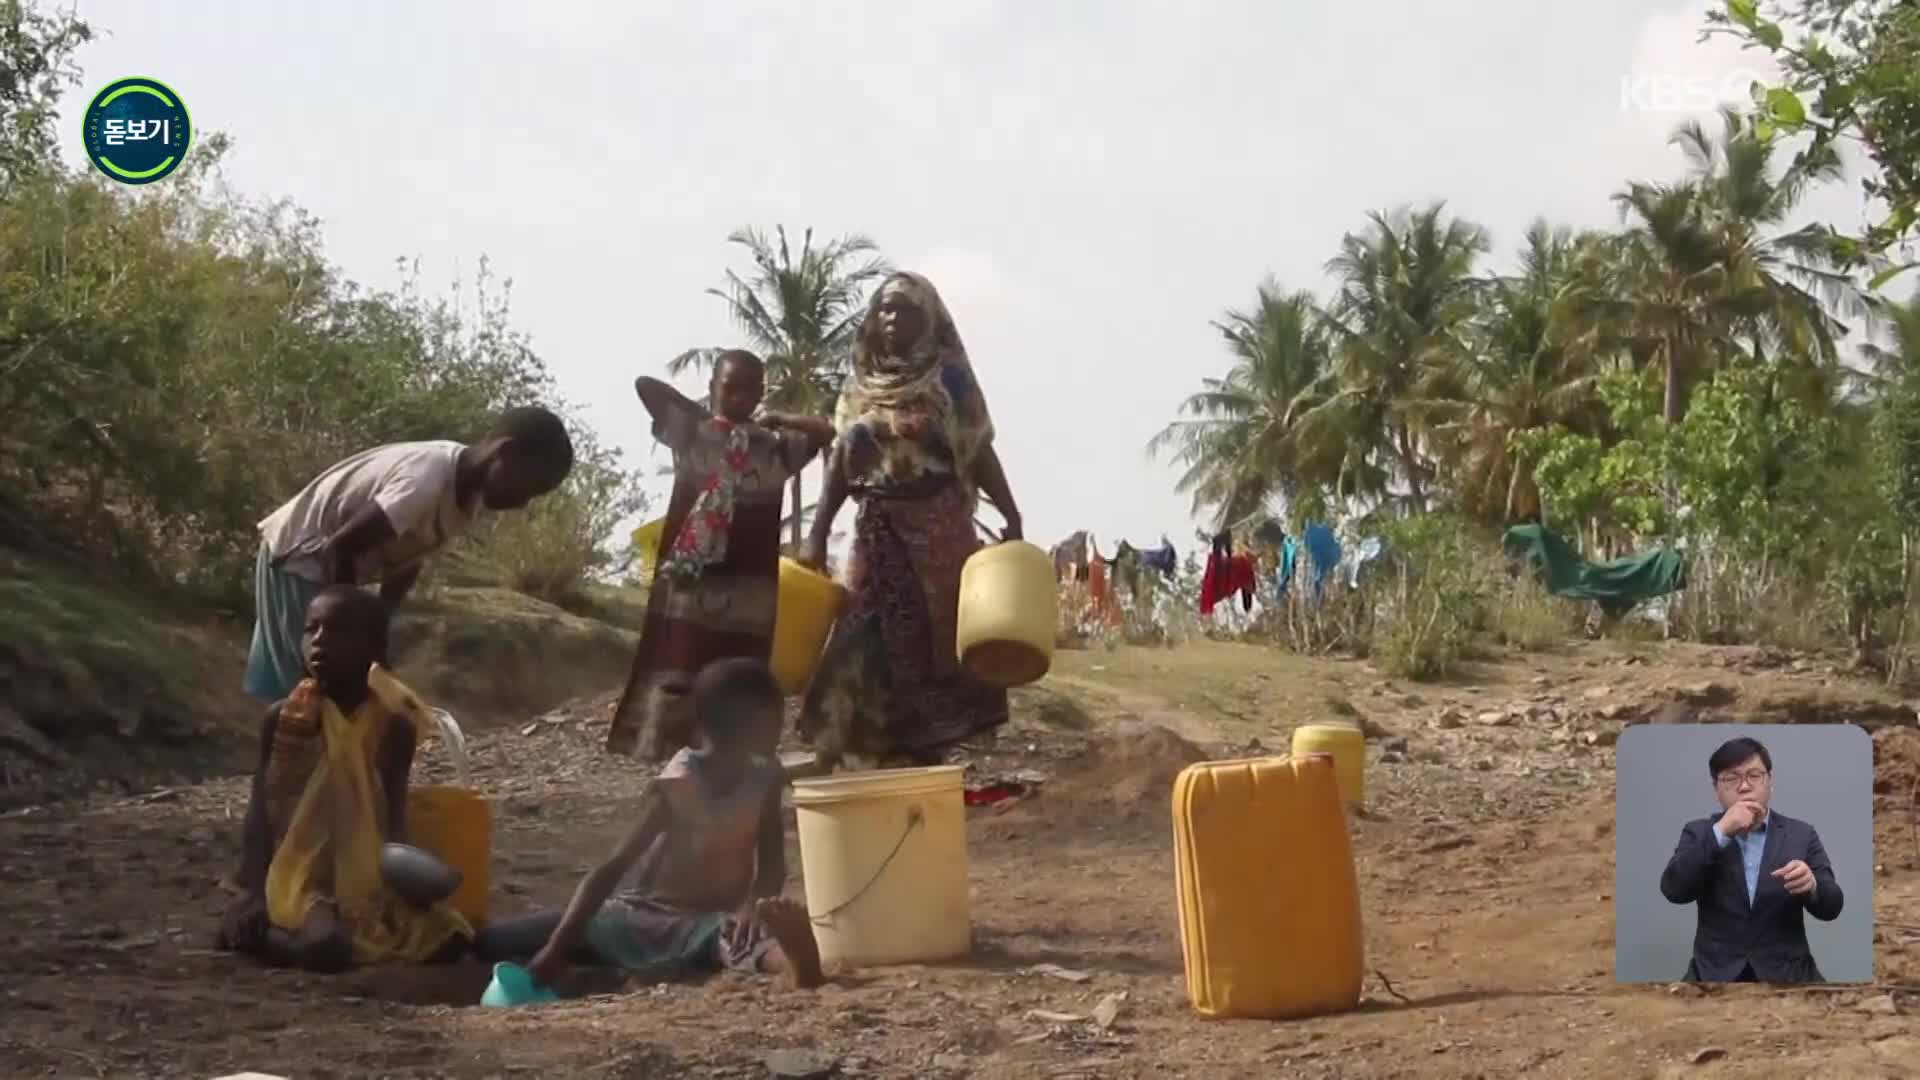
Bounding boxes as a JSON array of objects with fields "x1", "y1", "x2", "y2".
[
  {"x1": 771, "y1": 557, "x2": 848, "y2": 696},
  {"x1": 955, "y1": 540, "x2": 1057, "y2": 687},
  {"x1": 1171, "y1": 753, "x2": 1364, "y2": 1020},
  {"x1": 405, "y1": 708, "x2": 493, "y2": 928}
]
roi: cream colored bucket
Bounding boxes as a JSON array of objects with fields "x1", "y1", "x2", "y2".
[{"x1": 791, "y1": 765, "x2": 972, "y2": 968}]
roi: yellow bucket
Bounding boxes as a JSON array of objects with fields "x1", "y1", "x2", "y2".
[
  {"x1": 1291, "y1": 724, "x2": 1365, "y2": 807},
  {"x1": 791, "y1": 765, "x2": 971, "y2": 968},
  {"x1": 955, "y1": 540, "x2": 1058, "y2": 687},
  {"x1": 771, "y1": 557, "x2": 847, "y2": 696},
  {"x1": 406, "y1": 784, "x2": 492, "y2": 927}
]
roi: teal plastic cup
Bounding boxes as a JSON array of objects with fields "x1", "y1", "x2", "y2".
[{"x1": 480, "y1": 961, "x2": 559, "y2": 1007}]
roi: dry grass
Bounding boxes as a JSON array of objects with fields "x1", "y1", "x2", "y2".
[{"x1": 1491, "y1": 572, "x2": 1582, "y2": 651}]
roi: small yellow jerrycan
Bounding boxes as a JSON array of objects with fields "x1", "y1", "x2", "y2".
[
  {"x1": 771, "y1": 557, "x2": 848, "y2": 695},
  {"x1": 405, "y1": 708, "x2": 493, "y2": 928},
  {"x1": 955, "y1": 540, "x2": 1058, "y2": 688}
]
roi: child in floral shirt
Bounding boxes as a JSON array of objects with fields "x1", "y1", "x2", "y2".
[{"x1": 607, "y1": 351, "x2": 833, "y2": 760}]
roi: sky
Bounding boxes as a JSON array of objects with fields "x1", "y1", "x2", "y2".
[{"x1": 59, "y1": 0, "x2": 1881, "y2": 557}]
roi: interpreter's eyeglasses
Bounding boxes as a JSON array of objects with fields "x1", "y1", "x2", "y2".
[{"x1": 1715, "y1": 768, "x2": 1770, "y2": 788}]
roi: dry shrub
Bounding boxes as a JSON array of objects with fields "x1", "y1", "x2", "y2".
[{"x1": 1491, "y1": 570, "x2": 1580, "y2": 651}]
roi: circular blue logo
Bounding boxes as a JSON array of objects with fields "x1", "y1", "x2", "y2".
[{"x1": 80, "y1": 77, "x2": 192, "y2": 185}]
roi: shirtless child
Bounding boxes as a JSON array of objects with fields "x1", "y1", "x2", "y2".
[{"x1": 474, "y1": 657, "x2": 823, "y2": 990}]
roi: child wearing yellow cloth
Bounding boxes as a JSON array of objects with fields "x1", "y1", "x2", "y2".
[{"x1": 218, "y1": 585, "x2": 471, "y2": 971}]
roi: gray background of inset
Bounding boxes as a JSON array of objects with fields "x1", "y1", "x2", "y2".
[{"x1": 1614, "y1": 723, "x2": 1874, "y2": 983}]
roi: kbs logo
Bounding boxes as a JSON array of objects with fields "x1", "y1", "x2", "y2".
[{"x1": 1619, "y1": 70, "x2": 1767, "y2": 113}]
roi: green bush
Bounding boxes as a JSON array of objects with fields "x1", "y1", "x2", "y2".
[
  {"x1": 0, "y1": 146, "x2": 637, "y2": 606},
  {"x1": 0, "y1": 5, "x2": 638, "y2": 605},
  {"x1": 1368, "y1": 515, "x2": 1489, "y2": 681}
]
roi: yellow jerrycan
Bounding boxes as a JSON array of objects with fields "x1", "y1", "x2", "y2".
[
  {"x1": 1171, "y1": 753, "x2": 1364, "y2": 1019},
  {"x1": 771, "y1": 557, "x2": 848, "y2": 696},
  {"x1": 405, "y1": 707, "x2": 493, "y2": 928},
  {"x1": 955, "y1": 540, "x2": 1057, "y2": 687}
]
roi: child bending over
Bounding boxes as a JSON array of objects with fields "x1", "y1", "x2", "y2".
[
  {"x1": 219, "y1": 586, "x2": 471, "y2": 971},
  {"x1": 478, "y1": 657, "x2": 824, "y2": 990},
  {"x1": 246, "y1": 406, "x2": 575, "y2": 703}
]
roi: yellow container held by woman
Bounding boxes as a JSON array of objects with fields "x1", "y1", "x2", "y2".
[
  {"x1": 955, "y1": 540, "x2": 1057, "y2": 687},
  {"x1": 1291, "y1": 723, "x2": 1366, "y2": 806},
  {"x1": 1171, "y1": 753, "x2": 1364, "y2": 1020},
  {"x1": 406, "y1": 785, "x2": 492, "y2": 927},
  {"x1": 791, "y1": 765, "x2": 972, "y2": 968},
  {"x1": 772, "y1": 557, "x2": 848, "y2": 696}
]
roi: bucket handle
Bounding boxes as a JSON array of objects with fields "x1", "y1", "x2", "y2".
[{"x1": 808, "y1": 804, "x2": 924, "y2": 927}]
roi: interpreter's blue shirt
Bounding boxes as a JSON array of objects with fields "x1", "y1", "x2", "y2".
[
  {"x1": 1712, "y1": 810, "x2": 1767, "y2": 905},
  {"x1": 1714, "y1": 809, "x2": 1820, "y2": 907}
]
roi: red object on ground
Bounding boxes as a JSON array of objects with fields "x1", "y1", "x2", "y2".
[{"x1": 964, "y1": 781, "x2": 1028, "y2": 807}]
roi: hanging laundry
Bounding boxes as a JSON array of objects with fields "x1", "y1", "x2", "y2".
[
  {"x1": 1301, "y1": 523, "x2": 1342, "y2": 602},
  {"x1": 1199, "y1": 533, "x2": 1234, "y2": 615},
  {"x1": 1502, "y1": 524, "x2": 1686, "y2": 618},
  {"x1": 1140, "y1": 539, "x2": 1178, "y2": 577},
  {"x1": 1276, "y1": 535, "x2": 1299, "y2": 597},
  {"x1": 1229, "y1": 550, "x2": 1257, "y2": 612},
  {"x1": 1345, "y1": 536, "x2": 1387, "y2": 589},
  {"x1": 1110, "y1": 538, "x2": 1178, "y2": 603},
  {"x1": 1050, "y1": 530, "x2": 1092, "y2": 583},
  {"x1": 1087, "y1": 552, "x2": 1118, "y2": 627}
]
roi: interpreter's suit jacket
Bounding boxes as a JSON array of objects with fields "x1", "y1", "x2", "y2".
[{"x1": 1658, "y1": 808, "x2": 1843, "y2": 983}]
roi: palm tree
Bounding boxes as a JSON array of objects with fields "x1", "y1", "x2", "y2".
[
  {"x1": 1861, "y1": 288, "x2": 1920, "y2": 389},
  {"x1": 1429, "y1": 221, "x2": 1613, "y2": 522},
  {"x1": 671, "y1": 226, "x2": 890, "y2": 545},
  {"x1": 1308, "y1": 203, "x2": 1491, "y2": 512},
  {"x1": 1147, "y1": 281, "x2": 1348, "y2": 529},
  {"x1": 1596, "y1": 180, "x2": 1728, "y2": 424},
  {"x1": 1600, "y1": 109, "x2": 1859, "y2": 425},
  {"x1": 1683, "y1": 110, "x2": 1864, "y2": 407}
]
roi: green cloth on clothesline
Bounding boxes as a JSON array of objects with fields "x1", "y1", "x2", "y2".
[{"x1": 1501, "y1": 524, "x2": 1686, "y2": 618}]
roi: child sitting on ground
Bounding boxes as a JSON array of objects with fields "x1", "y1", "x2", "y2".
[
  {"x1": 218, "y1": 586, "x2": 472, "y2": 971},
  {"x1": 475, "y1": 657, "x2": 824, "y2": 991}
]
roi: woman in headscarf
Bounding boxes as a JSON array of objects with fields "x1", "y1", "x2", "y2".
[{"x1": 796, "y1": 272, "x2": 1023, "y2": 768}]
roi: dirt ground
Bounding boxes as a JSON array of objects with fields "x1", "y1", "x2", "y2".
[{"x1": 5, "y1": 638, "x2": 1920, "y2": 1079}]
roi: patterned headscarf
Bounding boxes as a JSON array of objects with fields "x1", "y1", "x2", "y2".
[{"x1": 834, "y1": 272, "x2": 996, "y2": 489}]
